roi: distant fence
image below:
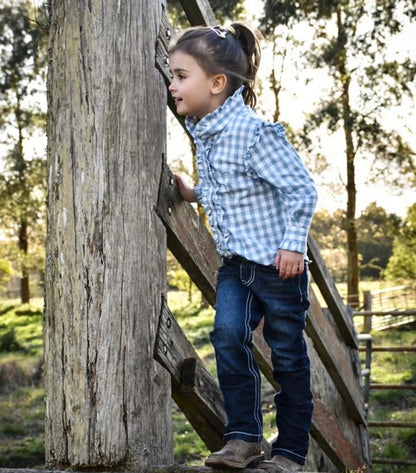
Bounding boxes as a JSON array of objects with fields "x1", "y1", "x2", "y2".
[
  {"x1": 1, "y1": 273, "x2": 44, "y2": 300},
  {"x1": 358, "y1": 334, "x2": 416, "y2": 467},
  {"x1": 366, "y1": 285, "x2": 416, "y2": 312},
  {"x1": 355, "y1": 284, "x2": 416, "y2": 467},
  {"x1": 352, "y1": 285, "x2": 416, "y2": 332}
]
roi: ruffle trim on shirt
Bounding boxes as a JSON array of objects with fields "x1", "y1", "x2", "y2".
[{"x1": 241, "y1": 121, "x2": 286, "y2": 176}]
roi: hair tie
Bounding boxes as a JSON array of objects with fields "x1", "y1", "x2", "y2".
[
  {"x1": 208, "y1": 25, "x2": 236, "y2": 39},
  {"x1": 208, "y1": 26, "x2": 227, "y2": 39},
  {"x1": 226, "y1": 25, "x2": 236, "y2": 36}
]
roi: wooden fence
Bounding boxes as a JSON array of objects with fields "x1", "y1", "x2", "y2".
[
  {"x1": 359, "y1": 335, "x2": 416, "y2": 466},
  {"x1": 153, "y1": 2, "x2": 371, "y2": 472}
]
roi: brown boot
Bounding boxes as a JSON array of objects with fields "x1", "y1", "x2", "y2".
[
  {"x1": 205, "y1": 439, "x2": 264, "y2": 469},
  {"x1": 257, "y1": 454, "x2": 303, "y2": 472}
]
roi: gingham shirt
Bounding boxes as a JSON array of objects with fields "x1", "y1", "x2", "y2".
[{"x1": 186, "y1": 88, "x2": 318, "y2": 266}]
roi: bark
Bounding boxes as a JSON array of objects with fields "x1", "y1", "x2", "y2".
[{"x1": 44, "y1": 0, "x2": 171, "y2": 469}]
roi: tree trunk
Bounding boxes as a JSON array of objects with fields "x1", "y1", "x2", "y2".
[
  {"x1": 19, "y1": 220, "x2": 30, "y2": 303},
  {"x1": 16, "y1": 96, "x2": 30, "y2": 304},
  {"x1": 44, "y1": 0, "x2": 171, "y2": 469},
  {"x1": 337, "y1": 8, "x2": 359, "y2": 309}
]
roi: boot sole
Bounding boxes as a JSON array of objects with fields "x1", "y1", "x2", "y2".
[{"x1": 205, "y1": 453, "x2": 265, "y2": 469}]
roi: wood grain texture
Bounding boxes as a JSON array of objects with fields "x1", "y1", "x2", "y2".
[{"x1": 45, "y1": 0, "x2": 171, "y2": 468}]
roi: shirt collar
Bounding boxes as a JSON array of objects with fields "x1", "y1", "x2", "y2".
[{"x1": 185, "y1": 86, "x2": 245, "y2": 141}]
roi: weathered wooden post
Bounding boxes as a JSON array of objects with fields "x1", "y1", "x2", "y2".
[
  {"x1": 44, "y1": 0, "x2": 171, "y2": 468},
  {"x1": 363, "y1": 290, "x2": 372, "y2": 333}
]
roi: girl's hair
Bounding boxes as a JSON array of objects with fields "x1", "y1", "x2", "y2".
[{"x1": 169, "y1": 22, "x2": 261, "y2": 108}]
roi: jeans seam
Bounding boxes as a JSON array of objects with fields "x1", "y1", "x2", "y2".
[
  {"x1": 240, "y1": 262, "x2": 256, "y2": 286},
  {"x1": 244, "y1": 291, "x2": 262, "y2": 436}
]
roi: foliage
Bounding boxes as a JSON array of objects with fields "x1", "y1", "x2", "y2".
[
  {"x1": 310, "y1": 208, "x2": 348, "y2": 281},
  {"x1": 311, "y1": 204, "x2": 403, "y2": 281},
  {"x1": 0, "y1": 299, "x2": 43, "y2": 359},
  {"x1": 0, "y1": 258, "x2": 13, "y2": 292},
  {"x1": 385, "y1": 204, "x2": 416, "y2": 280},
  {"x1": 0, "y1": 327, "x2": 21, "y2": 352},
  {"x1": 357, "y1": 203, "x2": 402, "y2": 279},
  {"x1": 0, "y1": 0, "x2": 48, "y2": 302}
]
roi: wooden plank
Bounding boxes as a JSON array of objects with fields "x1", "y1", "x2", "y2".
[
  {"x1": 154, "y1": 298, "x2": 272, "y2": 457},
  {"x1": 307, "y1": 234, "x2": 358, "y2": 348},
  {"x1": 252, "y1": 322, "x2": 366, "y2": 471},
  {"x1": 311, "y1": 399, "x2": 367, "y2": 471},
  {"x1": 178, "y1": 0, "x2": 217, "y2": 26},
  {"x1": 153, "y1": 296, "x2": 225, "y2": 451},
  {"x1": 306, "y1": 290, "x2": 366, "y2": 424},
  {"x1": 155, "y1": 7, "x2": 190, "y2": 138},
  {"x1": 156, "y1": 160, "x2": 220, "y2": 307}
]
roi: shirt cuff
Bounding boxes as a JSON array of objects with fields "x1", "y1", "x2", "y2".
[{"x1": 194, "y1": 184, "x2": 203, "y2": 203}]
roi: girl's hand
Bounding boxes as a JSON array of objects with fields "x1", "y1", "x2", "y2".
[
  {"x1": 174, "y1": 175, "x2": 196, "y2": 203},
  {"x1": 275, "y1": 249, "x2": 304, "y2": 279}
]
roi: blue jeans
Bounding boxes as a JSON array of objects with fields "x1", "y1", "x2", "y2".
[{"x1": 211, "y1": 256, "x2": 313, "y2": 465}]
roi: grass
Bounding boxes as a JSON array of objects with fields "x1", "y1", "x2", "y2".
[
  {"x1": 0, "y1": 292, "x2": 415, "y2": 470},
  {"x1": 0, "y1": 298, "x2": 44, "y2": 467}
]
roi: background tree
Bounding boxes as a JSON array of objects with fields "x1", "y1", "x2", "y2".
[
  {"x1": 357, "y1": 202, "x2": 401, "y2": 279},
  {"x1": 385, "y1": 203, "x2": 416, "y2": 281},
  {"x1": 260, "y1": 0, "x2": 416, "y2": 307},
  {"x1": 310, "y1": 208, "x2": 348, "y2": 282},
  {"x1": 0, "y1": 0, "x2": 47, "y2": 303}
]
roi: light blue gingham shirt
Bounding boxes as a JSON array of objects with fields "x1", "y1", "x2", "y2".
[{"x1": 186, "y1": 88, "x2": 318, "y2": 266}]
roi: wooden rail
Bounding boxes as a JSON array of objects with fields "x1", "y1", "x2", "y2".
[
  {"x1": 359, "y1": 346, "x2": 416, "y2": 352},
  {"x1": 307, "y1": 235, "x2": 358, "y2": 349},
  {"x1": 370, "y1": 384, "x2": 416, "y2": 390},
  {"x1": 370, "y1": 421, "x2": 416, "y2": 428}
]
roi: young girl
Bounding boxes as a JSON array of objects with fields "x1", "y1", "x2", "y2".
[{"x1": 169, "y1": 22, "x2": 318, "y2": 472}]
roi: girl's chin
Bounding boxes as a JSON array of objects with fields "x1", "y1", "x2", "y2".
[{"x1": 176, "y1": 104, "x2": 188, "y2": 115}]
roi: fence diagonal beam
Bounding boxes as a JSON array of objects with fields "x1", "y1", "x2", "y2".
[
  {"x1": 253, "y1": 322, "x2": 366, "y2": 470},
  {"x1": 156, "y1": 160, "x2": 220, "y2": 307},
  {"x1": 307, "y1": 234, "x2": 358, "y2": 348},
  {"x1": 178, "y1": 0, "x2": 217, "y2": 26},
  {"x1": 154, "y1": 296, "x2": 225, "y2": 451},
  {"x1": 306, "y1": 291, "x2": 366, "y2": 424}
]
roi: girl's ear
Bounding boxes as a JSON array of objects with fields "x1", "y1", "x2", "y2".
[{"x1": 211, "y1": 74, "x2": 227, "y2": 95}]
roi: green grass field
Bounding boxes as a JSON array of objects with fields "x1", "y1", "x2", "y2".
[{"x1": 0, "y1": 292, "x2": 415, "y2": 471}]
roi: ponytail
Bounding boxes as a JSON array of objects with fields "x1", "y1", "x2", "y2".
[{"x1": 229, "y1": 22, "x2": 261, "y2": 108}]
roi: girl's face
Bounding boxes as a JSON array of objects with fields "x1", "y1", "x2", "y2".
[{"x1": 169, "y1": 51, "x2": 224, "y2": 119}]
